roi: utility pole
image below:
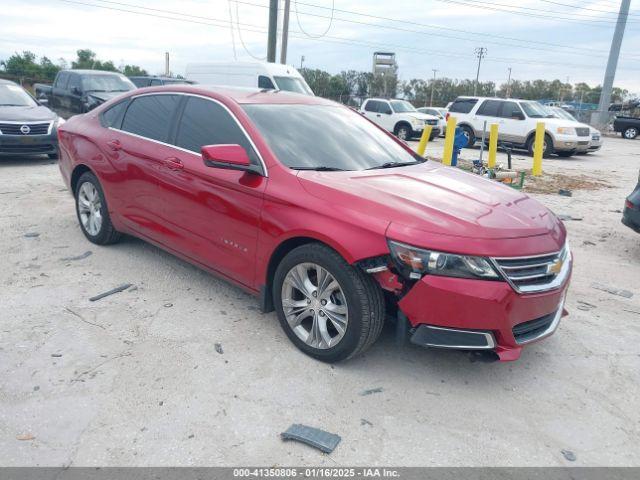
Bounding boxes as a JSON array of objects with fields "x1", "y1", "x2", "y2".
[
  {"x1": 165, "y1": 52, "x2": 170, "y2": 77},
  {"x1": 429, "y1": 69, "x2": 438, "y2": 107},
  {"x1": 473, "y1": 47, "x2": 487, "y2": 96},
  {"x1": 267, "y1": 0, "x2": 278, "y2": 63},
  {"x1": 300, "y1": 55, "x2": 305, "y2": 70},
  {"x1": 506, "y1": 67, "x2": 512, "y2": 98},
  {"x1": 597, "y1": 0, "x2": 630, "y2": 127},
  {"x1": 280, "y1": 0, "x2": 291, "y2": 64}
]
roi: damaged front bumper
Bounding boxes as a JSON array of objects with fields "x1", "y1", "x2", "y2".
[{"x1": 395, "y1": 272, "x2": 570, "y2": 361}]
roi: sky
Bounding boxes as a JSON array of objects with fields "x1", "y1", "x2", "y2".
[{"x1": 2, "y1": 0, "x2": 639, "y2": 94}]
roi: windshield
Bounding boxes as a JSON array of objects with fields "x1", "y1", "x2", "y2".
[
  {"x1": 243, "y1": 104, "x2": 423, "y2": 171},
  {"x1": 520, "y1": 101, "x2": 554, "y2": 118},
  {"x1": 82, "y1": 75, "x2": 136, "y2": 93},
  {"x1": 0, "y1": 84, "x2": 38, "y2": 107},
  {"x1": 390, "y1": 100, "x2": 416, "y2": 113},
  {"x1": 551, "y1": 107, "x2": 577, "y2": 122},
  {"x1": 273, "y1": 76, "x2": 313, "y2": 95}
]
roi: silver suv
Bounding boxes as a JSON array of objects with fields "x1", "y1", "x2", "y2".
[{"x1": 448, "y1": 97, "x2": 586, "y2": 158}]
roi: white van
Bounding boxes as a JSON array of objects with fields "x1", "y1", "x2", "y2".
[{"x1": 185, "y1": 62, "x2": 314, "y2": 95}]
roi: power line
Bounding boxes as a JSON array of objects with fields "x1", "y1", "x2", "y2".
[
  {"x1": 235, "y1": 0, "x2": 266, "y2": 60},
  {"x1": 226, "y1": 0, "x2": 237, "y2": 60},
  {"x1": 538, "y1": 0, "x2": 640, "y2": 18},
  {"x1": 293, "y1": 0, "x2": 335, "y2": 38},
  {"x1": 228, "y1": 0, "x2": 640, "y2": 60},
  {"x1": 431, "y1": 0, "x2": 639, "y2": 26},
  {"x1": 51, "y1": 0, "x2": 640, "y2": 73}
]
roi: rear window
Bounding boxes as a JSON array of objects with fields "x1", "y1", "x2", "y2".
[
  {"x1": 476, "y1": 100, "x2": 501, "y2": 117},
  {"x1": 364, "y1": 100, "x2": 380, "y2": 112},
  {"x1": 258, "y1": 75, "x2": 275, "y2": 89},
  {"x1": 120, "y1": 94, "x2": 180, "y2": 142},
  {"x1": 449, "y1": 98, "x2": 478, "y2": 114},
  {"x1": 101, "y1": 100, "x2": 129, "y2": 128}
]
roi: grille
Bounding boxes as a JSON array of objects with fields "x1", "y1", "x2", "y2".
[
  {"x1": 493, "y1": 243, "x2": 569, "y2": 293},
  {"x1": 575, "y1": 127, "x2": 590, "y2": 137},
  {"x1": 426, "y1": 119, "x2": 438, "y2": 125},
  {"x1": 512, "y1": 311, "x2": 556, "y2": 344},
  {"x1": 592, "y1": 133, "x2": 600, "y2": 141},
  {"x1": 0, "y1": 122, "x2": 51, "y2": 136},
  {"x1": 0, "y1": 144, "x2": 54, "y2": 153},
  {"x1": 578, "y1": 141, "x2": 590, "y2": 146}
]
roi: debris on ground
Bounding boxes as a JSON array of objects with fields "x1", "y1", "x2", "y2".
[
  {"x1": 163, "y1": 303, "x2": 173, "y2": 308},
  {"x1": 51, "y1": 353, "x2": 62, "y2": 358},
  {"x1": 591, "y1": 283, "x2": 633, "y2": 299},
  {"x1": 16, "y1": 433, "x2": 35, "y2": 441},
  {"x1": 360, "y1": 419, "x2": 373, "y2": 426},
  {"x1": 61, "y1": 251, "x2": 92, "y2": 262},
  {"x1": 561, "y1": 449, "x2": 577, "y2": 462},
  {"x1": 577, "y1": 301, "x2": 597, "y2": 311},
  {"x1": 522, "y1": 171, "x2": 612, "y2": 195},
  {"x1": 89, "y1": 283, "x2": 133, "y2": 302},
  {"x1": 557, "y1": 214, "x2": 583, "y2": 221},
  {"x1": 583, "y1": 240, "x2": 596, "y2": 246},
  {"x1": 558, "y1": 189, "x2": 572, "y2": 197},
  {"x1": 24, "y1": 232, "x2": 40, "y2": 238},
  {"x1": 214, "y1": 343, "x2": 224, "y2": 354},
  {"x1": 360, "y1": 387, "x2": 383, "y2": 396},
  {"x1": 281, "y1": 424, "x2": 341, "y2": 454}
]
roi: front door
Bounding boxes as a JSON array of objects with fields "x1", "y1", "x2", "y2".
[
  {"x1": 498, "y1": 101, "x2": 529, "y2": 145},
  {"x1": 155, "y1": 95, "x2": 266, "y2": 287}
]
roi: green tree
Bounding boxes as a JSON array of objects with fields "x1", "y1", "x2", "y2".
[
  {"x1": 0, "y1": 51, "x2": 40, "y2": 78},
  {"x1": 122, "y1": 64, "x2": 148, "y2": 76}
]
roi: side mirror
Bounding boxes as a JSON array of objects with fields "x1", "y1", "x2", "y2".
[
  {"x1": 72, "y1": 87, "x2": 82, "y2": 96},
  {"x1": 202, "y1": 144, "x2": 262, "y2": 175}
]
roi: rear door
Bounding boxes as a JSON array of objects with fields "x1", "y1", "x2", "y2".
[
  {"x1": 362, "y1": 100, "x2": 381, "y2": 125},
  {"x1": 473, "y1": 99, "x2": 502, "y2": 137},
  {"x1": 157, "y1": 95, "x2": 267, "y2": 286},
  {"x1": 66, "y1": 73, "x2": 83, "y2": 115},
  {"x1": 51, "y1": 72, "x2": 70, "y2": 117},
  {"x1": 108, "y1": 93, "x2": 182, "y2": 242}
]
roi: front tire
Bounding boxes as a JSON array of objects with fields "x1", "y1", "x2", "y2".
[
  {"x1": 557, "y1": 150, "x2": 575, "y2": 158},
  {"x1": 75, "y1": 171, "x2": 121, "y2": 245},
  {"x1": 395, "y1": 123, "x2": 413, "y2": 141},
  {"x1": 273, "y1": 243, "x2": 385, "y2": 363},
  {"x1": 527, "y1": 133, "x2": 554, "y2": 158},
  {"x1": 623, "y1": 127, "x2": 638, "y2": 139}
]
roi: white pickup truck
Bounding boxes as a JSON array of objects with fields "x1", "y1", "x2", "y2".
[{"x1": 360, "y1": 98, "x2": 440, "y2": 141}]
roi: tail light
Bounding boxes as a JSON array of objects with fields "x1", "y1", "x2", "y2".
[{"x1": 625, "y1": 199, "x2": 636, "y2": 210}]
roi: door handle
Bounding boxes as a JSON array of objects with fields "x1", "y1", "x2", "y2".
[
  {"x1": 106, "y1": 139, "x2": 121, "y2": 151},
  {"x1": 376, "y1": 114, "x2": 381, "y2": 117},
  {"x1": 164, "y1": 157, "x2": 184, "y2": 171}
]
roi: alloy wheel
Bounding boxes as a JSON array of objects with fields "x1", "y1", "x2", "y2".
[
  {"x1": 397, "y1": 128, "x2": 409, "y2": 141},
  {"x1": 77, "y1": 181, "x2": 103, "y2": 236},
  {"x1": 281, "y1": 262, "x2": 349, "y2": 350}
]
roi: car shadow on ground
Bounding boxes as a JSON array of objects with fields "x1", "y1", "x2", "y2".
[{"x1": 0, "y1": 155, "x2": 57, "y2": 167}]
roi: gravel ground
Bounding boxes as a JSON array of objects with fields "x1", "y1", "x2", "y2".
[{"x1": 1, "y1": 136, "x2": 639, "y2": 467}]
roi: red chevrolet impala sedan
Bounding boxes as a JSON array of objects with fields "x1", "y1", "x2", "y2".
[{"x1": 57, "y1": 85, "x2": 571, "y2": 362}]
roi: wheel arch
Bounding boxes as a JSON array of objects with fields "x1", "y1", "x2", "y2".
[
  {"x1": 70, "y1": 164, "x2": 95, "y2": 194},
  {"x1": 525, "y1": 129, "x2": 555, "y2": 146},
  {"x1": 393, "y1": 120, "x2": 412, "y2": 134}
]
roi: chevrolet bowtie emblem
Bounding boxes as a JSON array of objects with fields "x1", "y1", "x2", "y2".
[{"x1": 547, "y1": 259, "x2": 564, "y2": 275}]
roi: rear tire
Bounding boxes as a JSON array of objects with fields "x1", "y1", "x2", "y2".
[
  {"x1": 460, "y1": 125, "x2": 476, "y2": 148},
  {"x1": 272, "y1": 243, "x2": 385, "y2": 363},
  {"x1": 557, "y1": 150, "x2": 575, "y2": 158},
  {"x1": 75, "y1": 171, "x2": 122, "y2": 245},
  {"x1": 623, "y1": 127, "x2": 638, "y2": 139},
  {"x1": 527, "y1": 134, "x2": 554, "y2": 158}
]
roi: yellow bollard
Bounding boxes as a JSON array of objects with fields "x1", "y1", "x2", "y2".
[
  {"x1": 416, "y1": 125, "x2": 433, "y2": 157},
  {"x1": 488, "y1": 123, "x2": 499, "y2": 169},
  {"x1": 442, "y1": 116, "x2": 457, "y2": 166},
  {"x1": 532, "y1": 122, "x2": 545, "y2": 176}
]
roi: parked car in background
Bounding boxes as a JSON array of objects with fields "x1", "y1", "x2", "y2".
[
  {"x1": 129, "y1": 76, "x2": 193, "y2": 88},
  {"x1": 622, "y1": 170, "x2": 640, "y2": 233},
  {"x1": 417, "y1": 107, "x2": 447, "y2": 136},
  {"x1": 447, "y1": 96, "x2": 587, "y2": 157},
  {"x1": 613, "y1": 116, "x2": 640, "y2": 140},
  {"x1": 361, "y1": 99, "x2": 440, "y2": 140},
  {"x1": 35, "y1": 70, "x2": 136, "y2": 118},
  {"x1": 185, "y1": 61, "x2": 314, "y2": 95},
  {"x1": 0, "y1": 79, "x2": 63, "y2": 158},
  {"x1": 58, "y1": 85, "x2": 571, "y2": 363},
  {"x1": 548, "y1": 106, "x2": 602, "y2": 153}
]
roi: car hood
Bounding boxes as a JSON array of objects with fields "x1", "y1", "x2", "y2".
[
  {"x1": 297, "y1": 162, "x2": 563, "y2": 242},
  {"x1": 86, "y1": 91, "x2": 125, "y2": 103},
  {"x1": 408, "y1": 113, "x2": 438, "y2": 121},
  {"x1": 0, "y1": 105, "x2": 57, "y2": 122}
]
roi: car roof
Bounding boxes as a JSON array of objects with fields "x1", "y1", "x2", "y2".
[
  {"x1": 454, "y1": 96, "x2": 533, "y2": 103},
  {"x1": 64, "y1": 69, "x2": 126, "y2": 76},
  {"x1": 129, "y1": 84, "x2": 335, "y2": 106},
  {"x1": 0, "y1": 78, "x2": 18, "y2": 86}
]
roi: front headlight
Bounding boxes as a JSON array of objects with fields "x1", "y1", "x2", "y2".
[
  {"x1": 557, "y1": 127, "x2": 576, "y2": 135},
  {"x1": 410, "y1": 118, "x2": 421, "y2": 126},
  {"x1": 56, "y1": 117, "x2": 66, "y2": 126},
  {"x1": 388, "y1": 240, "x2": 501, "y2": 281}
]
